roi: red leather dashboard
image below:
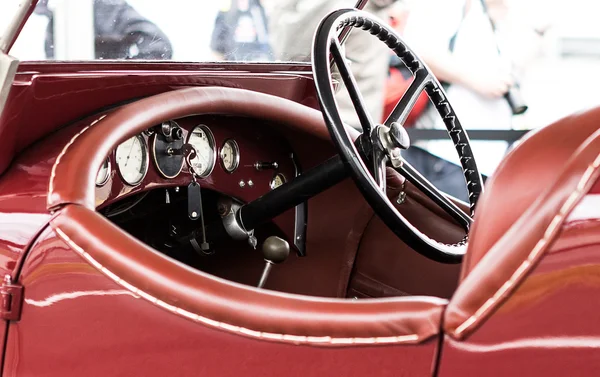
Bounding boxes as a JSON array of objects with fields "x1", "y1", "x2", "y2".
[{"x1": 95, "y1": 114, "x2": 297, "y2": 241}]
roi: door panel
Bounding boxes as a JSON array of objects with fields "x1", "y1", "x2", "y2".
[
  {"x1": 350, "y1": 195, "x2": 463, "y2": 299},
  {"x1": 3, "y1": 231, "x2": 441, "y2": 377}
]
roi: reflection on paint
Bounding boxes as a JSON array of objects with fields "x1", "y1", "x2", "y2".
[
  {"x1": 452, "y1": 336, "x2": 600, "y2": 353},
  {"x1": 25, "y1": 289, "x2": 138, "y2": 307},
  {"x1": 567, "y1": 194, "x2": 600, "y2": 221}
]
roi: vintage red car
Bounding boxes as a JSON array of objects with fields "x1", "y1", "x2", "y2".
[{"x1": 0, "y1": 0, "x2": 598, "y2": 376}]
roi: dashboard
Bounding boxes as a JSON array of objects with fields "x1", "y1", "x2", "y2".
[{"x1": 94, "y1": 115, "x2": 300, "y2": 249}]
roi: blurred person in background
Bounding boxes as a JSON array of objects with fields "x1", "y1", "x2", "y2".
[
  {"x1": 35, "y1": 0, "x2": 173, "y2": 60},
  {"x1": 383, "y1": 2, "x2": 430, "y2": 127},
  {"x1": 210, "y1": 0, "x2": 273, "y2": 61},
  {"x1": 486, "y1": 0, "x2": 551, "y2": 72},
  {"x1": 269, "y1": 0, "x2": 399, "y2": 130},
  {"x1": 399, "y1": 0, "x2": 524, "y2": 201}
]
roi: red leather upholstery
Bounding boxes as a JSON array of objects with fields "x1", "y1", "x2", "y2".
[
  {"x1": 47, "y1": 84, "x2": 600, "y2": 344},
  {"x1": 47, "y1": 87, "x2": 445, "y2": 345},
  {"x1": 444, "y1": 107, "x2": 600, "y2": 339}
]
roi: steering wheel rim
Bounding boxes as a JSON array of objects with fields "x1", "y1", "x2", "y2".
[{"x1": 312, "y1": 9, "x2": 484, "y2": 263}]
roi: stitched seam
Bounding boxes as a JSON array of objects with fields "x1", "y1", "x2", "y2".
[
  {"x1": 48, "y1": 115, "x2": 106, "y2": 206},
  {"x1": 454, "y1": 153, "x2": 600, "y2": 336},
  {"x1": 52, "y1": 226, "x2": 423, "y2": 345}
]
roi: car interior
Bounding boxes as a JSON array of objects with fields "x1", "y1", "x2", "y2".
[
  {"x1": 2, "y1": 5, "x2": 599, "y2": 359},
  {"x1": 59, "y1": 13, "x2": 477, "y2": 302}
]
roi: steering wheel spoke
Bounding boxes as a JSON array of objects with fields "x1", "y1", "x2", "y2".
[
  {"x1": 330, "y1": 38, "x2": 375, "y2": 134},
  {"x1": 392, "y1": 158, "x2": 472, "y2": 231},
  {"x1": 313, "y1": 9, "x2": 483, "y2": 263},
  {"x1": 384, "y1": 68, "x2": 431, "y2": 127}
]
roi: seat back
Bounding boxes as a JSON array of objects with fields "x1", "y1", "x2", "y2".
[{"x1": 445, "y1": 107, "x2": 600, "y2": 338}]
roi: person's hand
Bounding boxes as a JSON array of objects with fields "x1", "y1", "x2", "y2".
[{"x1": 461, "y1": 70, "x2": 514, "y2": 99}]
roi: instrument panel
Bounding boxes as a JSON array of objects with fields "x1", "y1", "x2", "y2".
[{"x1": 94, "y1": 115, "x2": 298, "y2": 241}]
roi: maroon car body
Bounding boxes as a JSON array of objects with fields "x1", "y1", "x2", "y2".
[{"x1": 0, "y1": 2, "x2": 598, "y2": 376}]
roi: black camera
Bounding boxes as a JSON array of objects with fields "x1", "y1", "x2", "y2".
[{"x1": 504, "y1": 85, "x2": 528, "y2": 115}]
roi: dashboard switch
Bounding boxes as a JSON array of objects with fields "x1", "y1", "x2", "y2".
[{"x1": 254, "y1": 161, "x2": 279, "y2": 171}]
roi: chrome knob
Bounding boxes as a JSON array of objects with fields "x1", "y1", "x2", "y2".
[{"x1": 388, "y1": 122, "x2": 410, "y2": 150}]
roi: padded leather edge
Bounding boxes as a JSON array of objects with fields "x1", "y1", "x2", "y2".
[
  {"x1": 444, "y1": 129, "x2": 600, "y2": 339},
  {"x1": 47, "y1": 86, "x2": 359, "y2": 210},
  {"x1": 50, "y1": 204, "x2": 447, "y2": 345}
]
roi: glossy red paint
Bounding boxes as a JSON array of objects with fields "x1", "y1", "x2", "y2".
[
  {"x1": 0, "y1": 62, "x2": 318, "y2": 175},
  {"x1": 0, "y1": 130, "x2": 57, "y2": 278},
  {"x1": 2, "y1": 229, "x2": 440, "y2": 377},
  {"x1": 438, "y1": 188, "x2": 600, "y2": 377}
]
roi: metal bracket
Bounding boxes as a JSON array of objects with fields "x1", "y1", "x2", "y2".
[
  {"x1": 219, "y1": 197, "x2": 252, "y2": 241},
  {"x1": 0, "y1": 275, "x2": 23, "y2": 321}
]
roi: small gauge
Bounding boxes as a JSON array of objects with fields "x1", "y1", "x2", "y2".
[
  {"x1": 95, "y1": 157, "x2": 111, "y2": 187},
  {"x1": 187, "y1": 125, "x2": 216, "y2": 177},
  {"x1": 270, "y1": 173, "x2": 286, "y2": 190},
  {"x1": 220, "y1": 139, "x2": 240, "y2": 173},
  {"x1": 115, "y1": 135, "x2": 148, "y2": 186}
]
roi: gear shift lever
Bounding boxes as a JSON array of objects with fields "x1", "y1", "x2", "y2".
[{"x1": 257, "y1": 236, "x2": 290, "y2": 288}]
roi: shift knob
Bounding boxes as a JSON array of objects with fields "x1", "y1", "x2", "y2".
[
  {"x1": 257, "y1": 236, "x2": 290, "y2": 288},
  {"x1": 262, "y1": 236, "x2": 290, "y2": 264}
]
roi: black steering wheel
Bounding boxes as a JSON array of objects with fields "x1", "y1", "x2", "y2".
[{"x1": 312, "y1": 9, "x2": 484, "y2": 263}]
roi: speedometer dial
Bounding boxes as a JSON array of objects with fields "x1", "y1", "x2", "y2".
[
  {"x1": 115, "y1": 135, "x2": 148, "y2": 186},
  {"x1": 187, "y1": 125, "x2": 216, "y2": 177}
]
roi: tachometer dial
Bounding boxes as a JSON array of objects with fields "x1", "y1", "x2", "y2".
[
  {"x1": 220, "y1": 139, "x2": 240, "y2": 173},
  {"x1": 187, "y1": 125, "x2": 216, "y2": 177},
  {"x1": 95, "y1": 157, "x2": 111, "y2": 187},
  {"x1": 116, "y1": 135, "x2": 148, "y2": 186},
  {"x1": 270, "y1": 173, "x2": 286, "y2": 190}
]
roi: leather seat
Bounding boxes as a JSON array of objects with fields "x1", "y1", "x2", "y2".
[{"x1": 444, "y1": 106, "x2": 600, "y2": 338}]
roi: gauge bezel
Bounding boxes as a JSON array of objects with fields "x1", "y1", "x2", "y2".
[
  {"x1": 95, "y1": 157, "x2": 111, "y2": 187},
  {"x1": 116, "y1": 134, "x2": 149, "y2": 186},
  {"x1": 219, "y1": 139, "x2": 240, "y2": 173},
  {"x1": 152, "y1": 132, "x2": 184, "y2": 179},
  {"x1": 270, "y1": 173, "x2": 287, "y2": 190},
  {"x1": 187, "y1": 125, "x2": 217, "y2": 178}
]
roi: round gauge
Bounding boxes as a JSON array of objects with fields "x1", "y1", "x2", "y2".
[
  {"x1": 220, "y1": 139, "x2": 240, "y2": 173},
  {"x1": 115, "y1": 135, "x2": 148, "y2": 186},
  {"x1": 187, "y1": 125, "x2": 216, "y2": 177},
  {"x1": 95, "y1": 157, "x2": 111, "y2": 187},
  {"x1": 152, "y1": 123, "x2": 184, "y2": 179},
  {"x1": 270, "y1": 173, "x2": 287, "y2": 190}
]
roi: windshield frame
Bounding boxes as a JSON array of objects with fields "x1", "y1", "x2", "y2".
[{"x1": 0, "y1": 0, "x2": 38, "y2": 53}]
